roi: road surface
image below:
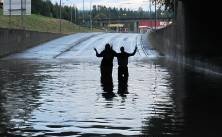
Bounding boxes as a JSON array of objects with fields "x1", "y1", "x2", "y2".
[{"x1": 6, "y1": 32, "x2": 157, "y2": 60}]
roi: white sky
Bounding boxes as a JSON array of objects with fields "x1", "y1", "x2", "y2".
[{"x1": 50, "y1": 0, "x2": 153, "y2": 11}]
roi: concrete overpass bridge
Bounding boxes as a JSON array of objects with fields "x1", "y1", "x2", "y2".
[
  {"x1": 93, "y1": 17, "x2": 172, "y2": 22},
  {"x1": 90, "y1": 17, "x2": 172, "y2": 32}
]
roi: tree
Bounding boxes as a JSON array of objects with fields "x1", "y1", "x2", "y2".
[{"x1": 151, "y1": 0, "x2": 174, "y2": 11}]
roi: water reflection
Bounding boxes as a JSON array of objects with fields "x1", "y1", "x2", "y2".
[
  {"x1": 0, "y1": 58, "x2": 221, "y2": 137},
  {"x1": 101, "y1": 75, "x2": 115, "y2": 100},
  {"x1": 141, "y1": 59, "x2": 222, "y2": 137},
  {"x1": 117, "y1": 75, "x2": 128, "y2": 97},
  {"x1": 0, "y1": 60, "x2": 47, "y2": 136}
]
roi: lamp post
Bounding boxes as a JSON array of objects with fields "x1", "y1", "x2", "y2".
[
  {"x1": 108, "y1": 7, "x2": 111, "y2": 31},
  {"x1": 149, "y1": 0, "x2": 152, "y2": 29},
  {"x1": 82, "y1": 0, "x2": 85, "y2": 24},
  {"x1": 74, "y1": 5, "x2": 77, "y2": 24},
  {"x1": 21, "y1": 0, "x2": 24, "y2": 29},
  {"x1": 59, "y1": 0, "x2": 62, "y2": 32},
  {"x1": 9, "y1": 0, "x2": 12, "y2": 28},
  {"x1": 71, "y1": 5, "x2": 73, "y2": 23},
  {"x1": 149, "y1": 0, "x2": 151, "y2": 16},
  {"x1": 174, "y1": 0, "x2": 176, "y2": 21},
  {"x1": 90, "y1": 0, "x2": 93, "y2": 31},
  {"x1": 155, "y1": 0, "x2": 157, "y2": 30}
]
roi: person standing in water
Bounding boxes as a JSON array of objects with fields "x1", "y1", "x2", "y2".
[
  {"x1": 94, "y1": 43, "x2": 116, "y2": 79},
  {"x1": 115, "y1": 46, "x2": 137, "y2": 81},
  {"x1": 94, "y1": 44, "x2": 117, "y2": 98}
]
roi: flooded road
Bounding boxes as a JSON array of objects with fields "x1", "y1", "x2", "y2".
[{"x1": 0, "y1": 33, "x2": 221, "y2": 137}]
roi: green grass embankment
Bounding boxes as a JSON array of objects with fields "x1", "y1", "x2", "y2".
[{"x1": 0, "y1": 9, "x2": 102, "y2": 34}]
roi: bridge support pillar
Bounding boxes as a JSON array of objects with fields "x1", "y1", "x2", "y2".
[
  {"x1": 134, "y1": 21, "x2": 138, "y2": 33},
  {"x1": 100, "y1": 22, "x2": 103, "y2": 27}
]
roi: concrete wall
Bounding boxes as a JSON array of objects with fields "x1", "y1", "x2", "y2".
[
  {"x1": 0, "y1": 28, "x2": 64, "y2": 58},
  {"x1": 149, "y1": 0, "x2": 222, "y2": 74},
  {"x1": 149, "y1": 1, "x2": 185, "y2": 60}
]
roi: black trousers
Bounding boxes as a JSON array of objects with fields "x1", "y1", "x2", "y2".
[
  {"x1": 118, "y1": 66, "x2": 128, "y2": 95},
  {"x1": 118, "y1": 66, "x2": 128, "y2": 81},
  {"x1": 100, "y1": 65, "x2": 113, "y2": 78}
]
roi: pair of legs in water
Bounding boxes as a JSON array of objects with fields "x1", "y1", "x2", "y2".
[
  {"x1": 100, "y1": 65, "x2": 128, "y2": 96},
  {"x1": 100, "y1": 65, "x2": 128, "y2": 81}
]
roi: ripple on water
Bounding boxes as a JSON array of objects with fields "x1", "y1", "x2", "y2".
[{"x1": 0, "y1": 59, "x2": 189, "y2": 136}]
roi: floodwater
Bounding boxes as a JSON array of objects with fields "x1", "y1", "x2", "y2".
[{"x1": 0, "y1": 33, "x2": 221, "y2": 137}]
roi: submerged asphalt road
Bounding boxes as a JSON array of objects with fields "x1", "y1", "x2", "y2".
[
  {"x1": 6, "y1": 32, "x2": 157, "y2": 59},
  {"x1": 0, "y1": 33, "x2": 221, "y2": 137}
]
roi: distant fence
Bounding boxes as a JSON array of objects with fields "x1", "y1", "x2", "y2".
[{"x1": 0, "y1": 28, "x2": 64, "y2": 58}]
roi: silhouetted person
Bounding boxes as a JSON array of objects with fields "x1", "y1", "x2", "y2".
[
  {"x1": 94, "y1": 44, "x2": 116, "y2": 100},
  {"x1": 94, "y1": 44, "x2": 116, "y2": 78},
  {"x1": 115, "y1": 46, "x2": 137, "y2": 81}
]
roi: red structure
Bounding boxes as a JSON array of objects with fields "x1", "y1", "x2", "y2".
[
  {"x1": 138, "y1": 20, "x2": 171, "y2": 33},
  {"x1": 139, "y1": 20, "x2": 161, "y2": 28}
]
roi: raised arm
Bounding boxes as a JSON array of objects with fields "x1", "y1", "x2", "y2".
[
  {"x1": 111, "y1": 46, "x2": 118, "y2": 57},
  {"x1": 94, "y1": 48, "x2": 103, "y2": 57},
  {"x1": 128, "y1": 46, "x2": 137, "y2": 56}
]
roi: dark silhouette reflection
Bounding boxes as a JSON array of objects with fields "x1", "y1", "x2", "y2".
[
  {"x1": 117, "y1": 71, "x2": 129, "y2": 97},
  {"x1": 100, "y1": 75, "x2": 115, "y2": 100}
]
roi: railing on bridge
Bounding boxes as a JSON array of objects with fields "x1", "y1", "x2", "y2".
[{"x1": 93, "y1": 17, "x2": 172, "y2": 22}]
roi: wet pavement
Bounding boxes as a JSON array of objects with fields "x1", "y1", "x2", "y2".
[{"x1": 0, "y1": 33, "x2": 221, "y2": 137}]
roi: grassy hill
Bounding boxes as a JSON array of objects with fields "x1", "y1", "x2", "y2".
[{"x1": 0, "y1": 9, "x2": 102, "y2": 34}]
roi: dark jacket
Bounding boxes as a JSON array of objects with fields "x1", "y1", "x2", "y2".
[
  {"x1": 115, "y1": 48, "x2": 137, "y2": 67},
  {"x1": 96, "y1": 49, "x2": 116, "y2": 67}
]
